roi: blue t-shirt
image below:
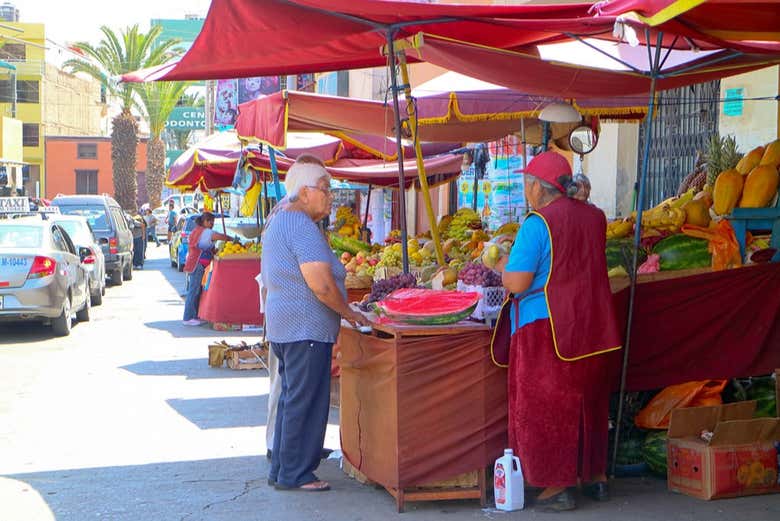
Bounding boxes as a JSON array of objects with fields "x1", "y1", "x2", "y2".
[
  {"x1": 261, "y1": 210, "x2": 347, "y2": 344},
  {"x1": 506, "y1": 214, "x2": 551, "y2": 333}
]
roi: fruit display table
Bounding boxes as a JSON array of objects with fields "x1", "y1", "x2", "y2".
[
  {"x1": 198, "y1": 257, "x2": 263, "y2": 326},
  {"x1": 338, "y1": 318, "x2": 506, "y2": 512}
]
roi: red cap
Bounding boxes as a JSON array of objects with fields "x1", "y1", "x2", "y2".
[{"x1": 514, "y1": 151, "x2": 572, "y2": 193}]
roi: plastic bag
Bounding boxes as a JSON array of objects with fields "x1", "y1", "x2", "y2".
[
  {"x1": 240, "y1": 181, "x2": 262, "y2": 217},
  {"x1": 681, "y1": 220, "x2": 742, "y2": 271},
  {"x1": 635, "y1": 379, "x2": 727, "y2": 430}
]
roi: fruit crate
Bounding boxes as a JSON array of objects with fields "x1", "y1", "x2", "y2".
[{"x1": 456, "y1": 282, "x2": 506, "y2": 320}]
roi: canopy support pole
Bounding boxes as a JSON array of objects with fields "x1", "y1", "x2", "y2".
[
  {"x1": 256, "y1": 171, "x2": 263, "y2": 230},
  {"x1": 387, "y1": 30, "x2": 410, "y2": 273},
  {"x1": 268, "y1": 148, "x2": 283, "y2": 201},
  {"x1": 363, "y1": 184, "x2": 373, "y2": 239},
  {"x1": 610, "y1": 29, "x2": 664, "y2": 478},
  {"x1": 397, "y1": 52, "x2": 446, "y2": 265}
]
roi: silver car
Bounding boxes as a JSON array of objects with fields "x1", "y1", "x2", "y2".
[
  {"x1": 0, "y1": 216, "x2": 91, "y2": 336},
  {"x1": 51, "y1": 215, "x2": 107, "y2": 306}
]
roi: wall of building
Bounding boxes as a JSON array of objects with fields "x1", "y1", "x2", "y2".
[
  {"x1": 719, "y1": 66, "x2": 779, "y2": 150},
  {"x1": 42, "y1": 63, "x2": 104, "y2": 136},
  {"x1": 44, "y1": 136, "x2": 148, "y2": 200},
  {"x1": 582, "y1": 121, "x2": 639, "y2": 219}
]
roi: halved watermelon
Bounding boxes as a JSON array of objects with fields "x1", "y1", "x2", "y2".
[{"x1": 375, "y1": 288, "x2": 480, "y2": 325}]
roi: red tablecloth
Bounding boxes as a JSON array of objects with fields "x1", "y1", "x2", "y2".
[{"x1": 198, "y1": 257, "x2": 263, "y2": 325}]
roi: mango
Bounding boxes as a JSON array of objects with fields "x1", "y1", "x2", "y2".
[
  {"x1": 712, "y1": 168, "x2": 744, "y2": 215},
  {"x1": 682, "y1": 198, "x2": 711, "y2": 227},
  {"x1": 736, "y1": 146, "x2": 765, "y2": 175},
  {"x1": 739, "y1": 164, "x2": 780, "y2": 208},
  {"x1": 760, "y1": 139, "x2": 780, "y2": 168},
  {"x1": 481, "y1": 244, "x2": 500, "y2": 268}
]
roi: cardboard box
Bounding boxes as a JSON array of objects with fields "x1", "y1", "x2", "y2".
[
  {"x1": 225, "y1": 347, "x2": 267, "y2": 370},
  {"x1": 667, "y1": 401, "x2": 780, "y2": 500}
]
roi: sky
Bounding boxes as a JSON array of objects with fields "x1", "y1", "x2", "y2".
[{"x1": 18, "y1": 0, "x2": 212, "y2": 55}]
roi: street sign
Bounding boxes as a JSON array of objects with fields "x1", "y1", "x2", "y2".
[
  {"x1": 165, "y1": 107, "x2": 206, "y2": 130},
  {"x1": 0, "y1": 196, "x2": 29, "y2": 213}
]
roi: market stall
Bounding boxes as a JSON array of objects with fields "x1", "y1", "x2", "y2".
[{"x1": 123, "y1": 0, "x2": 780, "y2": 510}]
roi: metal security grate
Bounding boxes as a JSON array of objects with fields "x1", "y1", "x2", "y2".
[{"x1": 637, "y1": 80, "x2": 720, "y2": 208}]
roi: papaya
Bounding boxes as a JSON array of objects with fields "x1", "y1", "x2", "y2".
[
  {"x1": 739, "y1": 164, "x2": 780, "y2": 208},
  {"x1": 736, "y1": 146, "x2": 765, "y2": 175},
  {"x1": 682, "y1": 198, "x2": 711, "y2": 227},
  {"x1": 759, "y1": 139, "x2": 780, "y2": 168},
  {"x1": 712, "y1": 168, "x2": 744, "y2": 215}
]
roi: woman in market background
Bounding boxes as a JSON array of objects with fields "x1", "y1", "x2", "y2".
[
  {"x1": 182, "y1": 211, "x2": 234, "y2": 326},
  {"x1": 495, "y1": 151, "x2": 622, "y2": 512},
  {"x1": 261, "y1": 154, "x2": 368, "y2": 492},
  {"x1": 573, "y1": 173, "x2": 592, "y2": 202}
]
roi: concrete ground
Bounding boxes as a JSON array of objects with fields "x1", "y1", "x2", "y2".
[{"x1": 1, "y1": 246, "x2": 779, "y2": 520}]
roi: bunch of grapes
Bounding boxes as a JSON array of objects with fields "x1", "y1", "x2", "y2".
[
  {"x1": 377, "y1": 248, "x2": 402, "y2": 268},
  {"x1": 457, "y1": 262, "x2": 502, "y2": 287},
  {"x1": 359, "y1": 273, "x2": 419, "y2": 311}
]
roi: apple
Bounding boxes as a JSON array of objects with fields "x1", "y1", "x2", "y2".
[
  {"x1": 368, "y1": 258, "x2": 379, "y2": 266},
  {"x1": 340, "y1": 252, "x2": 352, "y2": 264}
]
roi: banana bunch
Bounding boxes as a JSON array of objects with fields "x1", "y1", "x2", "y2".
[
  {"x1": 493, "y1": 222, "x2": 520, "y2": 237},
  {"x1": 606, "y1": 219, "x2": 633, "y2": 239},
  {"x1": 654, "y1": 188, "x2": 696, "y2": 210},
  {"x1": 632, "y1": 205, "x2": 686, "y2": 233},
  {"x1": 446, "y1": 208, "x2": 482, "y2": 241}
]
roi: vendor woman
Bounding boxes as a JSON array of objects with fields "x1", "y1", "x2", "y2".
[{"x1": 495, "y1": 152, "x2": 622, "y2": 512}]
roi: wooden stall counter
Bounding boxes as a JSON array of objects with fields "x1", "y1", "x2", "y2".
[
  {"x1": 338, "y1": 316, "x2": 507, "y2": 512},
  {"x1": 198, "y1": 256, "x2": 263, "y2": 326}
]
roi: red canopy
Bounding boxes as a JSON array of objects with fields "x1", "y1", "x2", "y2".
[
  {"x1": 167, "y1": 130, "x2": 462, "y2": 191},
  {"x1": 122, "y1": 0, "x2": 780, "y2": 85}
]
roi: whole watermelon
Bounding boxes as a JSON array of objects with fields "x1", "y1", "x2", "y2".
[
  {"x1": 642, "y1": 431, "x2": 668, "y2": 476},
  {"x1": 606, "y1": 238, "x2": 648, "y2": 271},
  {"x1": 615, "y1": 436, "x2": 646, "y2": 466},
  {"x1": 746, "y1": 377, "x2": 778, "y2": 418},
  {"x1": 652, "y1": 234, "x2": 712, "y2": 271}
]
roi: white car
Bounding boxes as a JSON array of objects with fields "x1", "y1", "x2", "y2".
[{"x1": 152, "y1": 206, "x2": 199, "y2": 241}]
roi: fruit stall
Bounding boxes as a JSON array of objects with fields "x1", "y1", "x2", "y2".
[{"x1": 197, "y1": 240, "x2": 264, "y2": 328}]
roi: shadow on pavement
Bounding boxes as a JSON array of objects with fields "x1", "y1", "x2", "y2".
[
  {"x1": 0, "y1": 321, "x2": 87, "y2": 345},
  {"x1": 120, "y1": 358, "x2": 266, "y2": 380},
  {"x1": 168, "y1": 395, "x2": 270, "y2": 429},
  {"x1": 145, "y1": 320, "x2": 260, "y2": 339}
]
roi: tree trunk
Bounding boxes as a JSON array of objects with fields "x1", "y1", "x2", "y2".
[
  {"x1": 111, "y1": 110, "x2": 139, "y2": 211},
  {"x1": 146, "y1": 136, "x2": 166, "y2": 209}
]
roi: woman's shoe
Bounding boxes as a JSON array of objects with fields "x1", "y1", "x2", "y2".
[
  {"x1": 582, "y1": 481, "x2": 610, "y2": 501},
  {"x1": 534, "y1": 488, "x2": 576, "y2": 512}
]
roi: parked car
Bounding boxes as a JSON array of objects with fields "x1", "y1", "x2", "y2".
[
  {"x1": 153, "y1": 205, "x2": 198, "y2": 242},
  {"x1": 169, "y1": 213, "x2": 227, "y2": 272},
  {"x1": 162, "y1": 193, "x2": 200, "y2": 210},
  {"x1": 0, "y1": 216, "x2": 91, "y2": 336},
  {"x1": 51, "y1": 195, "x2": 133, "y2": 286},
  {"x1": 51, "y1": 215, "x2": 106, "y2": 306}
]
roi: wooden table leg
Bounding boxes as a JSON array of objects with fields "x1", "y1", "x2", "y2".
[
  {"x1": 397, "y1": 488, "x2": 405, "y2": 513},
  {"x1": 478, "y1": 467, "x2": 488, "y2": 507}
]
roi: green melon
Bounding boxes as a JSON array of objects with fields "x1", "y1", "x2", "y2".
[
  {"x1": 746, "y1": 377, "x2": 778, "y2": 418},
  {"x1": 652, "y1": 234, "x2": 712, "y2": 271},
  {"x1": 616, "y1": 436, "x2": 646, "y2": 466},
  {"x1": 642, "y1": 431, "x2": 668, "y2": 476}
]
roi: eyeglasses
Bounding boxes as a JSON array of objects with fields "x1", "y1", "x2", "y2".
[{"x1": 308, "y1": 185, "x2": 333, "y2": 196}]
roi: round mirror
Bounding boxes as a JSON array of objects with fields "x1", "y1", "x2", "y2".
[{"x1": 568, "y1": 125, "x2": 598, "y2": 155}]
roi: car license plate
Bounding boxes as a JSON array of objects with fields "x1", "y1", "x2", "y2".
[{"x1": 0, "y1": 256, "x2": 28, "y2": 268}]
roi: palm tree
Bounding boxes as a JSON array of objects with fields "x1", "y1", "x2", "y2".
[
  {"x1": 64, "y1": 25, "x2": 180, "y2": 211},
  {"x1": 137, "y1": 81, "x2": 189, "y2": 208}
]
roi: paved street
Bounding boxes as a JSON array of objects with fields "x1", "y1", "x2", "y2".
[{"x1": 1, "y1": 246, "x2": 780, "y2": 521}]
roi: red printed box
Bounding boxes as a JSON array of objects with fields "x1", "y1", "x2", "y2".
[{"x1": 667, "y1": 401, "x2": 780, "y2": 500}]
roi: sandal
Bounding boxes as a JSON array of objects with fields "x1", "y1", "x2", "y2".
[{"x1": 274, "y1": 480, "x2": 330, "y2": 492}]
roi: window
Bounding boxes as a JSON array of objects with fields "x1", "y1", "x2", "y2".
[
  {"x1": 22, "y1": 124, "x2": 39, "y2": 147},
  {"x1": 75, "y1": 170, "x2": 98, "y2": 194},
  {"x1": 77, "y1": 143, "x2": 97, "y2": 159},
  {"x1": 51, "y1": 226, "x2": 70, "y2": 253},
  {"x1": 0, "y1": 79, "x2": 13, "y2": 103},
  {"x1": 0, "y1": 43, "x2": 25, "y2": 60},
  {"x1": 17, "y1": 81, "x2": 39, "y2": 103}
]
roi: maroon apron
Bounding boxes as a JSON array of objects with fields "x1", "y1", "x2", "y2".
[{"x1": 491, "y1": 197, "x2": 622, "y2": 365}]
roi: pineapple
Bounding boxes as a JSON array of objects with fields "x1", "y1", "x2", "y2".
[{"x1": 705, "y1": 134, "x2": 743, "y2": 187}]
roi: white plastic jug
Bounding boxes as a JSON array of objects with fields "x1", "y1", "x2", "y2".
[{"x1": 494, "y1": 448, "x2": 524, "y2": 511}]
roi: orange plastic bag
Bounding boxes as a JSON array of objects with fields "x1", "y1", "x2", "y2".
[
  {"x1": 681, "y1": 220, "x2": 742, "y2": 271},
  {"x1": 635, "y1": 379, "x2": 728, "y2": 430}
]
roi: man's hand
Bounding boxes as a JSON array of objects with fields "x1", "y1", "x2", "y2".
[{"x1": 344, "y1": 309, "x2": 370, "y2": 328}]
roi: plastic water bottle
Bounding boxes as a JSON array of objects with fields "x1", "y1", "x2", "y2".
[{"x1": 494, "y1": 448, "x2": 524, "y2": 511}]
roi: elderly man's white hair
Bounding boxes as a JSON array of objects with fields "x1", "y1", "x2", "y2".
[{"x1": 284, "y1": 155, "x2": 331, "y2": 200}]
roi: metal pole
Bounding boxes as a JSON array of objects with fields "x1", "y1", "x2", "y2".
[
  {"x1": 205, "y1": 80, "x2": 215, "y2": 136},
  {"x1": 363, "y1": 184, "x2": 373, "y2": 237},
  {"x1": 610, "y1": 30, "x2": 663, "y2": 478},
  {"x1": 268, "y1": 148, "x2": 283, "y2": 200},
  {"x1": 397, "y1": 53, "x2": 445, "y2": 265},
  {"x1": 386, "y1": 31, "x2": 410, "y2": 273}
]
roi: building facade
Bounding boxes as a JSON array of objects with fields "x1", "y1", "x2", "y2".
[{"x1": 45, "y1": 136, "x2": 148, "y2": 204}]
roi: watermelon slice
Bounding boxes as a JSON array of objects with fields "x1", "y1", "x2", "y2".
[{"x1": 375, "y1": 288, "x2": 480, "y2": 325}]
